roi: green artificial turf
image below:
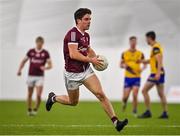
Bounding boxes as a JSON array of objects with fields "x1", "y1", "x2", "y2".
[{"x1": 0, "y1": 101, "x2": 179, "y2": 135}]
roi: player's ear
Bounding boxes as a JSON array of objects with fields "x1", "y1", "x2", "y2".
[{"x1": 77, "y1": 19, "x2": 81, "y2": 24}]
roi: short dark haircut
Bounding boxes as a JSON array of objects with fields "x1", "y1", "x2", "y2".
[
  {"x1": 36, "y1": 36, "x2": 44, "y2": 43},
  {"x1": 129, "y1": 36, "x2": 137, "y2": 40},
  {"x1": 146, "y1": 31, "x2": 156, "y2": 40},
  {"x1": 74, "y1": 8, "x2": 91, "y2": 24}
]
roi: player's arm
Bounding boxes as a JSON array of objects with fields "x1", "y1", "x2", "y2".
[
  {"x1": 120, "y1": 54, "x2": 132, "y2": 70},
  {"x1": 137, "y1": 59, "x2": 150, "y2": 64},
  {"x1": 143, "y1": 59, "x2": 150, "y2": 64},
  {"x1": 152, "y1": 47, "x2": 162, "y2": 80},
  {"x1": 68, "y1": 44, "x2": 102, "y2": 65},
  {"x1": 120, "y1": 53, "x2": 127, "y2": 68},
  {"x1": 120, "y1": 53, "x2": 136, "y2": 74},
  {"x1": 40, "y1": 59, "x2": 53, "y2": 71},
  {"x1": 120, "y1": 60, "x2": 127, "y2": 69},
  {"x1": 154, "y1": 53, "x2": 162, "y2": 80},
  {"x1": 87, "y1": 47, "x2": 96, "y2": 58},
  {"x1": 17, "y1": 57, "x2": 29, "y2": 76}
]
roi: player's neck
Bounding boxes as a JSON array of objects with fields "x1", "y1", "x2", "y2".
[
  {"x1": 35, "y1": 48, "x2": 43, "y2": 52},
  {"x1": 150, "y1": 41, "x2": 156, "y2": 46},
  {"x1": 129, "y1": 48, "x2": 136, "y2": 52},
  {"x1": 76, "y1": 25, "x2": 85, "y2": 35}
]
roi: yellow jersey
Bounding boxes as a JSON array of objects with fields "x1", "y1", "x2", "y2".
[
  {"x1": 122, "y1": 50, "x2": 144, "y2": 78},
  {"x1": 150, "y1": 42, "x2": 165, "y2": 74}
]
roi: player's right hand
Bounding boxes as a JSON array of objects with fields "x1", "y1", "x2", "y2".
[
  {"x1": 90, "y1": 57, "x2": 103, "y2": 66},
  {"x1": 155, "y1": 73, "x2": 161, "y2": 80},
  {"x1": 17, "y1": 71, "x2": 21, "y2": 76}
]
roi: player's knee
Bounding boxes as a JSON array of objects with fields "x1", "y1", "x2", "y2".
[
  {"x1": 28, "y1": 92, "x2": 33, "y2": 98},
  {"x1": 133, "y1": 94, "x2": 138, "y2": 100},
  {"x1": 133, "y1": 91, "x2": 138, "y2": 98},
  {"x1": 70, "y1": 100, "x2": 78, "y2": 106},
  {"x1": 37, "y1": 95, "x2": 41, "y2": 100},
  {"x1": 158, "y1": 92, "x2": 164, "y2": 99},
  {"x1": 142, "y1": 89, "x2": 147, "y2": 95}
]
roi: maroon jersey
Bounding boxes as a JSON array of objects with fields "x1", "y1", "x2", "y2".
[
  {"x1": 64, "y1": 27, "x2": 90, "y2": 73},
  {"x1": 26, "y1": 48, "x2": 50, "y2": 76}
]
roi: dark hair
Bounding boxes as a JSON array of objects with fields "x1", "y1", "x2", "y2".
[
  {"x1": 146, "y1": 31, "x2": 156, "y2": 40},
  {"x1": 129, "y1": 36, "x2": 137, "y2": 40},
  {"x1": 36, "y1": 36, "x2": 44, "y2": 43},
  {"x1": 74, "y1": 8, "x2": 91, "y2": 24}
]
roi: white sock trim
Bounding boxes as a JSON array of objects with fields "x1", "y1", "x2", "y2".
[
  {"x1": 113, "y1": 120, "x2": 118, "y2": 126},
  {"x1": 51, "y1": 96, "x2": 56, "y2": 103}
]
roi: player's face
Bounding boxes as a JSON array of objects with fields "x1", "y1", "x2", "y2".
[
  {"x1": 146, "y1": 37, "x2": 151, "y2": 45},
  {"x1": 36, "y1": 41, "x2": 44, "y2": 50},
  {"x1": 78, "y1": 14, "x2": 91, "y2": 30},
  {"x1": 130, "y1": 39, "x2": 137, "y2": 49}
]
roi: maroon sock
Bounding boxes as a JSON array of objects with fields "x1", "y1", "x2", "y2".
[
  {"x1": 28, "y1": 108, "x2": 32, "y2": 112},
  {"x1": 33, "y1": 108, "x2": 37, "y2": 111},
  {"x1": 111, "y1": 116, "x2": 119, "y2": 126}
]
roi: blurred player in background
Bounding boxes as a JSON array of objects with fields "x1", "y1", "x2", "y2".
[
  {"x1": 46, "y1": 8, "x2": 128, "y2": 132},
  {"x1": 17, "y1": 36, "x2": 52, "y2": 116},
  {"x1": 138, "y1": 31, "x2": 168, "y2": 119},
  {"x1": 120, "y1": 36, "x2": 146, "y2": 116}
]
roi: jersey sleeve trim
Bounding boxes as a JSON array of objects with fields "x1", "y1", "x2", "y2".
[{"x1": 153, "y1": 47, "x2": 161, "y2": 55}]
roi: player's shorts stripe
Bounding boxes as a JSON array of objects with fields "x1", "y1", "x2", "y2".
[{"x1": 68, "y1": 42, "x2": 78, "y2": 45}]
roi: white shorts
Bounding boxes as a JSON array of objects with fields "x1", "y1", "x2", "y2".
[
  {"x1": 64, "y1": 66, "x2": 95, "y2": 91},
  {"x1": 27, "y1": 76, "x2": 44, "y2": 87}
]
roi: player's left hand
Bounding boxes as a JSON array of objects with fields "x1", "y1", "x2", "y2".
[
  {"x1": 155, "y1": 73, "x2": 161, "y2": 80},
  {"x1": 90, "y1": 56, "x2": 103, "y2": 66}
]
